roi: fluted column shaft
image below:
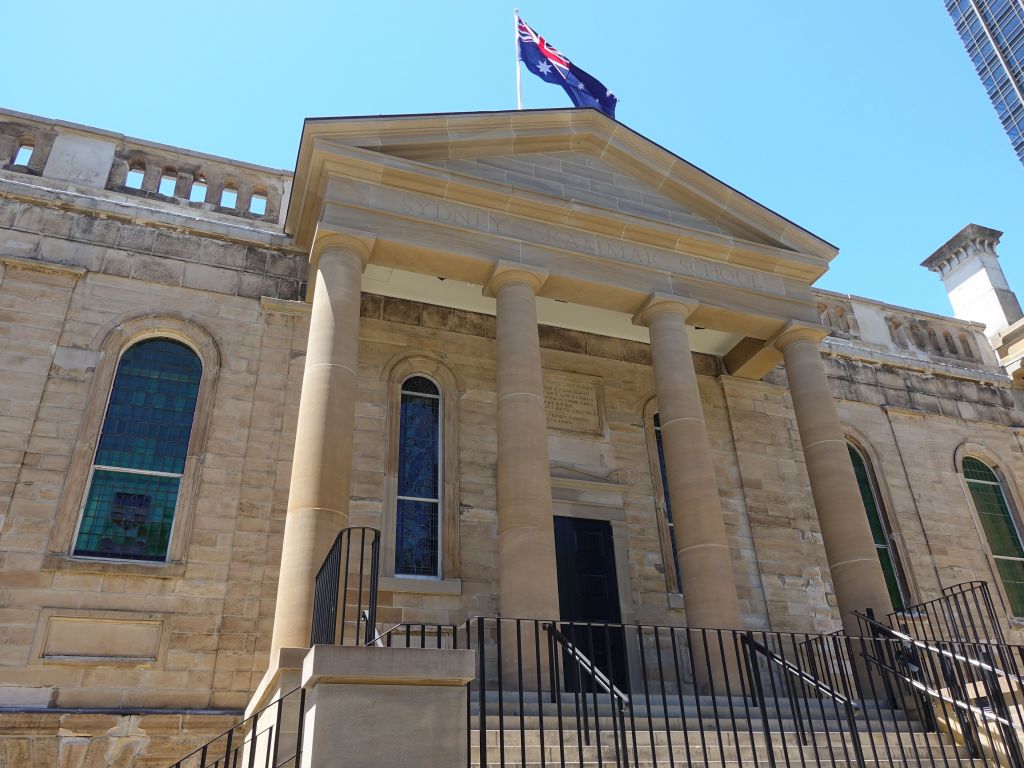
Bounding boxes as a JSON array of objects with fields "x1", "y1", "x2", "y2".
[
  {"x1": 641, "y1": 299, "x2": 742, "y2": 631},
  {"x1": 492, "y1": 267, "x2": 560, "y2": 621},
  {"x1": 270, "y1": 246, "x2": 365, "y2": 656},
  {"x1": 777, "y1": 325, "x2": 893, "y2": 632}
]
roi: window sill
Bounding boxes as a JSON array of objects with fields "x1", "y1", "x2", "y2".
[
  {"x1": 379, "y1": 576, "x2": 462, "y2": 596},
  {"x1": 42, "y1": 553, "x2": 186, "y2": 578}
]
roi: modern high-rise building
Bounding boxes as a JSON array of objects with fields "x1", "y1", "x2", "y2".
[{"x1": 945, "y1": 0, "x2": 1024, "y2": 165}]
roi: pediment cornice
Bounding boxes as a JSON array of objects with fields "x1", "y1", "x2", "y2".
[{"x1": 286, "y1": 109, "x2": 837, "y2": 284}]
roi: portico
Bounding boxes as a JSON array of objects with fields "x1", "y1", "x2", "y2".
[{"x1": 268, "y1": 108, "x2": 893, "y2": 658}]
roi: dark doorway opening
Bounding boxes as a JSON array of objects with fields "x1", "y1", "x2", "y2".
[{"x1": 553, "y1": 515, "x2": 629, "y2": 692}]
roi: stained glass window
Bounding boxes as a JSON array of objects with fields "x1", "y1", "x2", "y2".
[
  {"x1": 395, "y1": 376, "x2": 441, "y2": 577},
  {"x1": 848, "y1": 443, "x2": 908, "y2": 611},
  {"x1": 963, "y1": 456, "x2": 1024, "y2": 616},
  {"x1": 653, "y1": 413, "x2": 683, "y2": 591},
  {"x1": 74, "y1": 339, "x2": 201, "y2": 561}
]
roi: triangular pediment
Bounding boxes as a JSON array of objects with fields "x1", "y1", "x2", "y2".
[
  {"x1": 423, "y1": 150, "x2": 736, "y2": 239},
  {"x1": 288, "y1": 109, "x2": 837, "y2": 275}
]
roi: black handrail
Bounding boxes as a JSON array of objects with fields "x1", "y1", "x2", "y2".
[
  {"x1": 310, "y1": 526, "x2": 380, "y2": 647},
  {"x1": 545, "y1": 621, "x2": 631, "y2": 767},
  {"x1": 856, "y1": 608, "x2": 1024, "y2": 766},
  {"x1": 743, "y1": 633, "x2": 859, "y2": 709},
  {"x1": 170, "y1": 685, "x2": 306, "y2": 768},
  {"x1": 889, "y1": 580, "x2": 1005, "y2": 643},
  {"x1": 545, "y1": 622, "x2": 630, "y2": 702}
]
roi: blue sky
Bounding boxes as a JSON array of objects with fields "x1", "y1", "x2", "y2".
[{"x1": 7, "y1": 1, "x2": 1022, "y2": 316}]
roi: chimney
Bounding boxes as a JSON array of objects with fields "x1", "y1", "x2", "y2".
[{"x1": 922, "y1": 224, "x2": 1022, "y2": 345}]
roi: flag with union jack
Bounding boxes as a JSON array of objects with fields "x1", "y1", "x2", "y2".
[{"x1": 516, "y1": 15, "x2": 618, "y2": 118}]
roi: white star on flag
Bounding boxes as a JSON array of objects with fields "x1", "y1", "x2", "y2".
[{"x1": 535, "y1": 60, "x2": 553, "y2": 75}]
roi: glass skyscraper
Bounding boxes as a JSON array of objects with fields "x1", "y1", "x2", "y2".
[{"x1": 945, "y1": 0, "x2": 1024, "y2": 165}]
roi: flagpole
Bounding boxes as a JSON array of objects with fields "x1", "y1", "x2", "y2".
[{"x1": 514, "y1": 8, "x2": 523, "y2": 109}]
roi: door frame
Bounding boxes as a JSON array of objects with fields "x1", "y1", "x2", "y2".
[{"x1": 551, "y1": 500, "x2": 641, "y2": 689}]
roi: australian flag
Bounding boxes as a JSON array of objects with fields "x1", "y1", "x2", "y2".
[{"x1": 517, "y1": 16, "x2": 618, "y2": 119}]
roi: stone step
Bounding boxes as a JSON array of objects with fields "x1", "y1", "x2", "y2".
[
  {"x1": 468, "y1": 762, "x2": 987, "y2": 768},
  {"x1": 470, "y1": 740, "x2": 967, "y2": 765},
  {"x1": 469, "y1": 715, "x2": 925, "y2": 735},
  {"x1": 470, "y1": 728, "x2": 948, "y2": 748}
]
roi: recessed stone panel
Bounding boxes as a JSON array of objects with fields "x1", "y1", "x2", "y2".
[
  {"x1": 40, "y1": 615, "x2": 162, "y2": 663},
  {"x1": 543, "y1": 374, "x2": 602, "y2": 434}
]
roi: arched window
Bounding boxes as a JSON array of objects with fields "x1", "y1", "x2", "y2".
[
  {"x1": 249, "y1": 190, "x2": 268, "y2": 216},
  {"x1": 652, "y1": 412, "x2": 682, "y2": 591},
  {"x1": 158, "y1": 170, "x2": 177, "y2": 197},
  {"x1": 394, "y1": 375, "x2": 442, "y2": 577},
  {"x1": 220, "y1": 184, "x2": 238, "y2": 209},
  {"x1": 73, "y1": 339, "x2": 202, "y2": 562},
  {"x1": 848, "y1": 443, "x2": 909, "y2": 610},
  {"x1": 963, "y1": 457, "x2": 1024, "y2": 616},
  {"x1": 189, "y1": 177, "x2": 208, "y2": 203},
  {"x1": 13, "y1": 141, "x2": 33, "y2": 166},
  {"x1": 125, "y1": 162, "x2": 145, "y2": 190}
]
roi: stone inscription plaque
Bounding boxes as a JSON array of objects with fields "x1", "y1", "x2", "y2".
[{"x1": 544, "y1": 376, "x2": 601, "y2": 434}]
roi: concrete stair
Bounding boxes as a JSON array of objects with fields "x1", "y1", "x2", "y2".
[{"x1": 468, "y1": 692, "x2": 974, "y2": 767}]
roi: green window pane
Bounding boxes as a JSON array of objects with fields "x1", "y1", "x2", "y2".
[
  {"x1": 994, "y1": 557, "x2": 1024, "y2": 617},
  {"x1": 74, "y1": 470, "x2": 180, "y2": 561},
  {"x1": 964, "y1": 456, "x2": 1000, "y2": 483},
  {"x1": 877, "y1": 547, "x2": 905, "y2": 612},
  {"x1": 963, "y1": 457, "x2": 1024, "y2": 615},
  {"x1": 967, "y1": 479, "x2": 1024, "y2": 559},
  {"x1": 849, "y1": 445, "x2": 887, "y2": 546},
  {"x1": 94, "y1": 339, "x2": 201, "y2": 473},
  {"x1": 848, "y1": 444, "x2": 907, "y2": 609}
]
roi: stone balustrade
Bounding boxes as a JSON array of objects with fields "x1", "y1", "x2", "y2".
[
  {"x1": 812, "y1": 288, "x2": 996, "y2": 370},
  {"x1": 0, "y1": 109, "x2": 290, "y2": 226}
]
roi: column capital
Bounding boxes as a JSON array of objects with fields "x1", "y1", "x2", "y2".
[
  {"x1": 483, "y1": 260, "x2": 549, "y2": 297},
  {"x1": 771, "y1": 321, "x2": 829, "y2": 351},
  {"x1": 311, "y1": 224, "x2": 376, "y2": 270},
  {"x1": 631, "y1": 293, "x2": 699, "y2": 327}
]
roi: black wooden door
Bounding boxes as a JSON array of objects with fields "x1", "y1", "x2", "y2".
[{"x1": 553, "y1": 516, "x2": 628, "y2": 691}]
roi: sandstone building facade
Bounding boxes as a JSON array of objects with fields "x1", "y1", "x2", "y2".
[{"x1": 2, "y1": 107, "x2": 1024, "y2": 766}]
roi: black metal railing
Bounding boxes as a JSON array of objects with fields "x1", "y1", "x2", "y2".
[
  {"x1": 377, "y1": 616, "x2": 1024, "y2": 768},
  {"x1": 889, "y1": 581, "x2": 1005, "y2": 644},
  {"x1": 310, "y1": 526, "x2": 380, "y2": 647},
  {"x1": 171, "y1": 685, "x2": 306, "y2": 768},
  {"x1": 858, "y1": 608, "x2": 1024, "y2": 768}
]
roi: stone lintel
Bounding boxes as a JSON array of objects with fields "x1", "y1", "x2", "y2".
[
  {"x1": 301, "y1": 645, "x2": 476, "y2": 688},
  {"x1": 483, "y1": 259, "x2": 549, "y2": 297},
  {"x1": 260, "y1": 296, "x2": 312, "y2": 317},
  {"x1": 2, "y1": 255, "x2": 86, "y2": 282},
  {"x1": 631, "y1": 292, "x2": 698, "y2": 327},
  {"x1": 922, "y1": 223, "x2": 1003, "y2": 273},
  {"x1": 771, "y1": 320, "x2": 829, "y2": 351},
  {"x1": 724, "y1": 336, "x2": 783, "y2": 380}
]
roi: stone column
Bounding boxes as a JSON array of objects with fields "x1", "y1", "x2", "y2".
[
  {"x1": 775, "y1": 323, "x2": 893, "y2": 632},
  {"x1": 270, "y1": 234, "x2": 371, "y2": 657},
  {"x1": 485, "y1": 262, "x2": 560, "y2": 622},
  {"x1": 634, "y1": 295, "x2": 743, "y2": 632}
]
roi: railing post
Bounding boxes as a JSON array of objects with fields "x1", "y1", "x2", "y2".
[
  {"x1": 743, "y1": 632, "x2": 778, "y2": 768},
  {"x1": 979, "y1": 645, "x2": 1024, "y2": 768}
]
